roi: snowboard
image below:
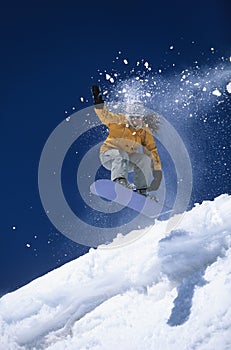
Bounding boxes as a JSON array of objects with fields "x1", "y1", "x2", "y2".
[{"x1": 90, "y1": 179, "x2": 173, "y2": 219}]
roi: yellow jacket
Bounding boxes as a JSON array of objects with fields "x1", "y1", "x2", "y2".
[{"x1": 95, "y1": 106, "x2": 162, "y2": 171}]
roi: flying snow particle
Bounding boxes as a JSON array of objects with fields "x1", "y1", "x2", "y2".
[
  {"x1": 105, "y1": 74, "x2": 115, "y2": 83},
  {"x1": 170, "y1": 46, "x2": 174, "y2": 50},
  {"x1": 212, "y1": 89, "x2": 222, "y2": 97},
  {"x1": 123, "y1": 59, "x2": 129, "y2": 65},
  {"x1": 26, "y1": 243, "x2": 31, "y2": 248},
  {"x1": 202, "y1": 87, "x2": 207, "y2": 92},
  {"x1": 12, "y1": 226, "x2": 16, "y2": 230},
  {"x1": 80, "y1": 97, "x2": 84, "y2": 102},
  {"x1": 66, "y1": 117, "x2": 71, "y2": 122},
  {"x1": 144, "y1": 62, "x2": 149, "y2": 69},
  {"x1": 145, "y1": 92, "x2": 151, "y2": 97},
  {"x1": 226, "y1": 82, "x2": 231, "y2": 93}
]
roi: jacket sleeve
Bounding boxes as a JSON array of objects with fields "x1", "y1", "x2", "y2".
[
  {"x1": 94, "y1": 105, "x2": 127, "y2": 126},
  {"x1": 142, "y1": 128, "x2": 162, "y2": 171}
]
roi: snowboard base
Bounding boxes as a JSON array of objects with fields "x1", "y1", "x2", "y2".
[{"x1": 90, "y1": 179, "x2": 173, "y2": 219}]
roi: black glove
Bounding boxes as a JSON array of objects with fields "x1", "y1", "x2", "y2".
[
  {"x1": 148, "y1": 170, "x2": 162, "y2": 191},
  {"x1": 91, "y1": 85, "x2": 104, "y2": 109}
]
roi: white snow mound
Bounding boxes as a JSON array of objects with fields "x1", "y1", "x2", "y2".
[{"x1": 0, "y1": 194, "x2": 231, "y2": 350}]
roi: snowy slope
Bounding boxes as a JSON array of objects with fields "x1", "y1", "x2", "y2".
[{"x1": 0, "y1": 194, "x2": 231, "y2": 350}]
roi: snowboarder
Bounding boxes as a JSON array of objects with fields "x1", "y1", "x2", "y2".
[{"x1": 91, "y1": 85, "x2": 162, "y2": 196}]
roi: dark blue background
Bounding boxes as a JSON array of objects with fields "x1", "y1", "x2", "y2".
[{"x1": 1, "y1": 0, "x2": 230, "y2": 294}]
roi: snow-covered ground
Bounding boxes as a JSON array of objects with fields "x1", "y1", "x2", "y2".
[{"x1": 0, "y1": 194, "x2": 231, "y2": 350}]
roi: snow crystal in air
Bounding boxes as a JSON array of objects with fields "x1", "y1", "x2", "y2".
[
  {"x1": 80, "y1": 97, "x2": 84, "y2": 102},
  {"x1": 212, "y1": 89, "x2": 222, "y2": 97},
  {"x1": 26, "y1": 243, "x2": 31, "y2": 248},
  {"x1": 144, "y1": 62, "x2": 149, "y2": 69},
  {"x1": 226, "y1": 82, "x2": 231, "y2": 93},
  {"x1": 96, "y1": 50, "x2": 230, "y2": 124},
  {"x1": 12, "y1": 226, "x2": 16, "y2": 230},
  {"x1": 106, "y1": 74, "x2": 115, "y2": 83}
]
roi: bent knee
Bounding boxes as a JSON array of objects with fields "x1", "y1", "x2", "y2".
[{"x1": 132, "y1": 153, "x2": 151, "y2": 167}]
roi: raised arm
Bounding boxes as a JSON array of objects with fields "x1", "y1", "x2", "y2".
[{"x1": 91, "y1": 85, "x2": 126, "y2": 126}]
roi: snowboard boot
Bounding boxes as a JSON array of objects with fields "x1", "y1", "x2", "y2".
[
  {"x1": 136, "y1": 188, "x2": 159, "y2": 202},
  {"x1": 136, "y1": 188, "x2": 148, "y2": 197},
  {"x1": 113, "y1": 177, "x2": 134, "y2": 190}
]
